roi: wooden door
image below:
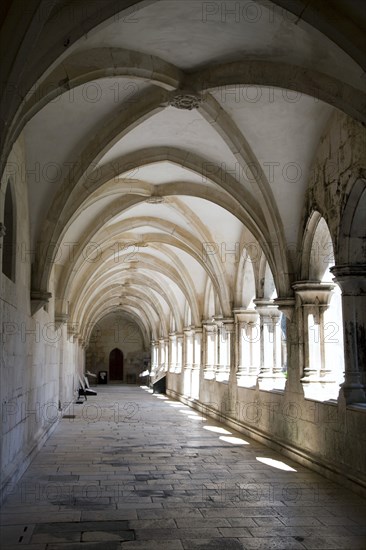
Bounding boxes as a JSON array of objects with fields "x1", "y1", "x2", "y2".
[{"x1": 109, "y1": 348, "x2": 123, "y2": 380}]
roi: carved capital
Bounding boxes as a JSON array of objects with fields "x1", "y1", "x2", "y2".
[
  {"x1": 274, "y1": 298, "x2": 295, "y2": 321},
  {"x1": 292, "y1": 281, "x2": 334, "y2": 324},
  {"x1": 55, "y1": 312, "x2": 69, "y2": 327},
  {"x1": 253, "y1": 300, "x2": 280, "y2": 320},
  {"x1": 331, "y1": 264, "x2": 366, "y2": 295},
  {"x1": 292, "y1": 281, "x2": 334, "y2": 306}
]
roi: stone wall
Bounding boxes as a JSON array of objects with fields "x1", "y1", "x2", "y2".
[
  {"x1": 304, "y1": 109, "x2": 366, "y2": 252},
  {"x1": 0, "y1": 137, "x2": 80, "y2": 502},
  {"x1": 85, "y1": 314, "x2": 149, "y2": 384},
  {"x1": 168, "y1": 374, "x2": 366, "y2": 496}
]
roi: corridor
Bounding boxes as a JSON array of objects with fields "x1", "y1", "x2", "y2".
[{"x1": 1, "y1": 386, "x2": 365, "y2": 550}]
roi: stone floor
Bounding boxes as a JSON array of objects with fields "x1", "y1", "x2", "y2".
[{"x1": 1, "y1": 386, "x2": 366, "y2": 550}]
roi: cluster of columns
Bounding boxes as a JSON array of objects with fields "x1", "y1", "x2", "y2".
[
  {"x1": 182, "y1": 328, "x2": 202, "y2": 399},
  {"x1": 202, "y1": 318, "x2": 235, "y2": 383},
  {"x1": 292, "y1": 281, "x2": 338, "y2": 399},
  {"x1": 149, "y1": 269, "x2": 366, "y2": 406},
  {"x1": 150, "y1": 301, "x2": 287, "y2": 393}
]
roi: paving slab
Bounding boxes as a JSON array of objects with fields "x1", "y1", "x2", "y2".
[{"x1": 1, "y1": 386, "x2": 365, "y2": 550}]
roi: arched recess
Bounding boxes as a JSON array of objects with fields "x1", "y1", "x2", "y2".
[
  {"x1": 234, "y1": 248, "x2": 256, "y2": 309},
  {"x1": 203, "y1": 279, "x2": 216, "y2": 320},
  {"x1": 85, "y1": 305, "x2": 151, "y2": 351},
  {"x1": 337, "y1": 179, "x2": 366, "y2": 266},
  {"x1": 72, "y1": 264, "x2": 184, "y2": 338},
  {"x1": 300, "y1": 211, "x2": 336, "y2": 282},
  {"x1": 297, "y1": 212, "x2": 345, "y2": 401},
  {"x1": 184, "y1": 301, "x2": 192, "y2": 327},
  {"x1": 258, "y1": 255, "x2": 278, "y2": 301},
  {"x1": 2, "y1": 180, "x2": 16, "y2": 281}
]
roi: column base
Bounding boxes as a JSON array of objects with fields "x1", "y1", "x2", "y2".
[{"x1": 338, "y1": 383, "x2": 366, "y2": 405}]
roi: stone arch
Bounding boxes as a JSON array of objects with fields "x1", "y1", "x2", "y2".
[
  {"x1": 203, "y1": 278, "x2": 216, "y2": 319},
  {"x1": 234, "y1": 247, "x2": 257, "y2": 309},
  {"x1": 300, "y1": 211, "x2": 337, "y2": 281},
  {"x1": 86, "y1": 307, "x2": 150, "y2": 351},
  {"x1": 258, "y1": 254, "x2": 277, "y2": 300},
  {"x1": 337, "y1": 178, "x2": 366, "y2": 266}
]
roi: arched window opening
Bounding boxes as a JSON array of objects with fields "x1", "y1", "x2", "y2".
[
  {"x1": 158, "y1": 337, "x2": 167, "y2": 373},
  {"x1": 191, "y1": 328, "x2": 202, "y2": 400},
  {"x1": 183, "y1": 327, "x2": 194, "y2": 396},
  {"x1": 2, "y1": 181, "x2": 16, "y2": 281},
  {"x1": 175, "y1": 333, "x2": 183, "y2": 374},
  {"x1": 184, "y1": 302, "x2": 192, "y2": 327},
  {"x1": 256, "y1": 261, "x2": 285, "y2": 391},
  {"x1": 214, "y1": 319, "x2": 234, "y2": 384},
  {"x1": 151, "y1": 340, "x2": 159, "y2": 376},
  {"x1": 203, "y1": 321, "x2": 217, "y2": 380},
  {"x1": 169, "y1": 332, "x2": 177, "y2": 373},
  {"x1": 235, "y1": 252, "x2": 260, "y2": 388},
  {"x1": 300, "y1": 216, "x2": 344, "y2": 401}
]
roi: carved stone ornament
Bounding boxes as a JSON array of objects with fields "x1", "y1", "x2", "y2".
[{"x1": 169, "y1": 91, "x2": 202, "y2": 110}]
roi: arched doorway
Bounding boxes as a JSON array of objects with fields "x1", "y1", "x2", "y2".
[{"x1": 109, "y1": 348, "x2": 124, "y2": 381}]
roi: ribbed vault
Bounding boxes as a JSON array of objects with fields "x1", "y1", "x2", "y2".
[{"x1": 3, "y1": 0, "x2": 363, "y2": 347}]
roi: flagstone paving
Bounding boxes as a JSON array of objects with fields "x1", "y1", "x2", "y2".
[{"x1": 1, "y1": 386, "x2": 365, "y2": 549}]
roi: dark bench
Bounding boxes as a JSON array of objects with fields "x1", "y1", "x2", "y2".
[{"x1": 77, "y1": 375, "x2": 97, "y2": 401}]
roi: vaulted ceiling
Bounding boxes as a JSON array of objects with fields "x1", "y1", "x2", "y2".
[{"x1": 1, "y1": 0, "x2": 365, "y2": 344}]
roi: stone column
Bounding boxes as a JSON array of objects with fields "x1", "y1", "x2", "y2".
[
  {"x1": 176, "y1": 333, "x2": 183, "y2": 374},
  {"x1": 183, "y1": 327, "x2": 194, "y2": 397},
  {"x1": 215, "y1": 318, "x2": 234, "y2": 382},
  {"x1": 234, "y1": 309, "x2": 259, "y2": 387},
  {"x1": 254, "y1": 300, "x2": 283, "y2": 390},
  {"x1": 274, "y1": 298, "x2": 299, "y2": 392},
  {"x1": 168, "y1": 332, "x2": 176, "y2": 373},
  {"x1": 164, "y1": 338, "x2": 169, "y2": 373},
  {"x1": 192, "y1": 328, "x2": 202, "y2": 400},
  {"x1": 151, "y1": 340, "x2": 158, "y2": 377},
  {"x1": 158, "y1": 337, "x2": 166, "y2": 372},
  {"x1": 292, "y1": 282, "x2": 335, "y2": 398},
  {"x1": 203, "y1": 322, "x2": 216, "y2": 380},
  {"x1": 331, "y1": 265, "x2": 366, "y2": 404}
]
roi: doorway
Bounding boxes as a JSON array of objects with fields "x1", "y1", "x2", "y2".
[{"x1": 109, "y1": 348, "x2": 124, "y2": 380}]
